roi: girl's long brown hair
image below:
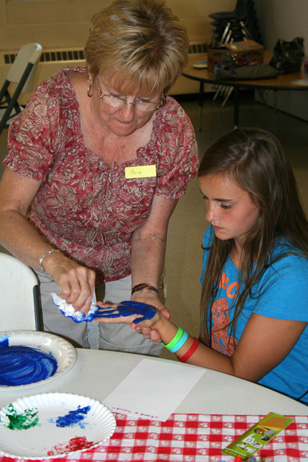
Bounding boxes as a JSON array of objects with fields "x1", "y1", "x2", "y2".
[{"x1": 198, "y1": 128, "x2": 308, "y2": 346}]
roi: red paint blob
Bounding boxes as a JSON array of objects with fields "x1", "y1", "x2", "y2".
[{"x1": 47, "y1": 436, "x2": 94, "y2": 455}]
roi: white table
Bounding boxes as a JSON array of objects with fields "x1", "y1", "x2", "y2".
[{"x1": 1, "y1": 349, "x2": 307, "y2": 415}]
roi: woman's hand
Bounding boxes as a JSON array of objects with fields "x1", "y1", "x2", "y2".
[
  {"x1": 0, "y1": 169, "x2": 95, "y2": 315},
  {"x1": 131, "y1": 290, "x2": 170, "y2": 343},
  {"x1": 42, "y1": 251, "x2": 96, "y2": 314},
  {"x1": 131, "y1": 289, "x2": 170, "y2": 317}
]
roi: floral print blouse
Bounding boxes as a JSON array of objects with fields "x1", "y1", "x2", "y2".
[{"x1": 4, "y1": 67, "x2": 199, "y2": 281}]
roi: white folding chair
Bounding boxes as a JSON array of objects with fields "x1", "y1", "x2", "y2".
[
  {"x1": 0, "y1": 43, "x2": 43, "y2": 135},
  {"x1": 0, "y1": 252, "x2": 42, "y2": 331}
]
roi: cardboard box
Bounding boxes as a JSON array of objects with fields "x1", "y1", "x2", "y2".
[{"x1": 207, "y1": 40, "x2": 264, "y2": 71}]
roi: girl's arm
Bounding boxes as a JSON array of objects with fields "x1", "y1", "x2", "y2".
[
  {"x1": 96, "y1": 305, "x2": 306, "y2": 381},
  {"x1": 146, "y1": 312, "x2": 306, "y2": 381}
]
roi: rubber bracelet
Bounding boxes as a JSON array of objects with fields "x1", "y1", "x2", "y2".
[
  {"x1": 179, "y1": 337, "x2": 199, "y2": 362},
  {"x1": 170, "y1": 330, "x2": 189, "y2": 354},
  {"x1": 162, "y1": 326, "x2": 183, "y2": 349},
  {"x1": 131, "y1": 283, "x2": 159, "y2": 295},
  {"x1": 39, "y1": 249, "x2": 61, "y2": 271}
]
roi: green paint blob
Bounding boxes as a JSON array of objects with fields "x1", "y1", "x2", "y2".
[{"x1": 3, "y1": 404, "x2": 39, "y2": 430}]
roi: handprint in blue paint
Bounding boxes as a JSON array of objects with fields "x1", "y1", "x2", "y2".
[{"x1": 52, "y1": 293, "x2": 157, "y2": 324}]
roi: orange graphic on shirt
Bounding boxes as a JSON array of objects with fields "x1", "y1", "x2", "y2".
[
  {"x1": 219, "y1": 272, "x2": 239, "y2": 300},
  {"x1": 211, "y1": 297, "x2": 238, "y2": 356}
]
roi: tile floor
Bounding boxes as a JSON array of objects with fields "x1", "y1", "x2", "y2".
[{"x1": 1, "y1": 90, "x2": 308, "y2": 360}]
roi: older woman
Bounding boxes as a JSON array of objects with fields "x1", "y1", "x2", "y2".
[{"x1": 0, "y1": 0, "x2": 198, "y2": 354}]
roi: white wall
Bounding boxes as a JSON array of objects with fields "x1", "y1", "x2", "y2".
[
  {"x1": 0, "y1": 0, "x2": 236, "y2": 99},
  {"x1": 2, "y1": 0, "x2": 307, "y2": 118},
  {"x1": 255, "y1": 0, "x2": 308, "y2": 121},
  {"x1": 255, "y1": 0, "x2": 308, "y2": 48},
  {"x1": 0, "y1": 0, "x2": 235, "y2": 51}
]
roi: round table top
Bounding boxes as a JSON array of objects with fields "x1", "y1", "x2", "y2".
[
  {"x1": 1, "y1": 348, "x2": 307, "y2": 415},
  {"x1": 183, "y1": 51, "x2": 308, "y2": 90}
]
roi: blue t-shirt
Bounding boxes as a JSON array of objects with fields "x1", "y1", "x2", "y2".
[{"x1": 201, "y1": 225, "x2": 308, "y2": 405}]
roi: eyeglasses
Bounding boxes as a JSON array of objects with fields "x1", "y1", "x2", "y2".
[{"x1": 97, "y1": 81, "x2": 165, "y2": 113}]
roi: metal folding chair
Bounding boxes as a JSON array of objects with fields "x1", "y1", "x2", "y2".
[{"x1": 0, "y1": 43, "x2": 42, "y2": 135}]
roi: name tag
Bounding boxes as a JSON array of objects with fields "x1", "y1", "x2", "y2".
[{"x1": 125, "y1": 165, "x2": 157, "y2": 179}]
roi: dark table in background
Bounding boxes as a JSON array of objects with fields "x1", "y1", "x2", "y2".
[{"x1": 182, "y1": 50, "x2": 308, "y2": 129}]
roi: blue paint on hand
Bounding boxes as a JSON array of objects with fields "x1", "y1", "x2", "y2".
[
  {"x1": 52, "y1": 292, "x2": 157, "y2": 324},
  {"x1": 94, "y1": 300, "x2": 157, "y2": 324}
]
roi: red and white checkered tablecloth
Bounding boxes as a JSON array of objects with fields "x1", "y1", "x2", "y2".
[{"x1": 0, "y1": 414, "x2": 307, "y2": 462}]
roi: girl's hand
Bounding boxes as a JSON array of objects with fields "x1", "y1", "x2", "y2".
[{"x1": 94, "y1": 300, "x2": 160, "y2": 327}]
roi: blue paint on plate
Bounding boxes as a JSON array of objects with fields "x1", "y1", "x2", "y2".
[
  {"x1": 0, "y1": 335, "x2": 9, "y2": 348},
  {"x1": 51, "y1": 405, "x2": 91, "y2": 428},
  {"x1": 0, "y1": 336, "x2": 58, "y2": 386}
]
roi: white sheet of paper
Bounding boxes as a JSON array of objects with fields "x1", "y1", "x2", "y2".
[{"x1": 103, "y1": 358, "x2": 206, "y2": 421}]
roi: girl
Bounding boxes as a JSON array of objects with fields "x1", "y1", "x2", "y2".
[{"x1": 96, "y1": 128, "x2": 308, "y2": 404}]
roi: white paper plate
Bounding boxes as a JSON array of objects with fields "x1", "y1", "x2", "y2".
[
  {"x1": 0, "y1": 331, "x2": 77, "y2": 390},
  {"x1": 0, "y1": 392, "x2": 116, "y2": 459}
]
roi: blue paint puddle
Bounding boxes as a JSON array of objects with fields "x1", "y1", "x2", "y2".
[
  {"x1": 49, "y1": 405, "x2": 91, "y2": 429},
  {"x1": 0, "y1": 336, "x2": 9, "y2": 348},
  {"x1": 0, "y1": 336, "x2": 58, "y2": 386}
]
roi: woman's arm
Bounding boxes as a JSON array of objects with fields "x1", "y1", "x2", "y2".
[
  {"x1": 0, "y1": 168, "x2": 96, "y2": 312},
  {"x1": 130, "y1": 194, "x2": 178, "y2": 342},
  {"x1": 130, "y1": 194, "x2": 177, "y2": 310}
]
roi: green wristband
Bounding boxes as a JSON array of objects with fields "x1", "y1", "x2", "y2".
[{"x1": 162, "y1": 326, "x2": 183, "y2": 350}]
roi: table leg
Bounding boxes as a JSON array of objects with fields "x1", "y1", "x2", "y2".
[
  {"x1": 233, "y1": 87, "x2": 239, "y2": 128},
  {"x1": 273, "y1": 89, "x2": 278, "y2": 115},
  {"x1": 198, "y1": 81, "x2": 204, "y2": 131}
]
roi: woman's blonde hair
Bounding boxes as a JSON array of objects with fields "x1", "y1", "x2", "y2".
[{"x1": 84, "y1": 0, "x2": 189, "y2": 95}]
